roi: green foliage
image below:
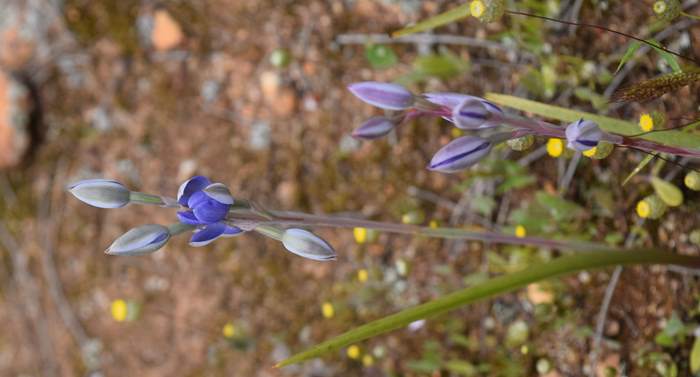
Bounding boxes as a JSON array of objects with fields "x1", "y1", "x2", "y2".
[
  {"x1": 650, "y1": 177, "x2": 684, "y2": 207},
  {"x1": 277, "y1": 251, "x2": 700, "y2": 367},
  {"x1": 365, "y1": 44, "x2": 398, "y2": 69}
]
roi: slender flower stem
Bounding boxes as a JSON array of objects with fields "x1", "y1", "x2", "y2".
[
  {"x1": 129, "y1": 192, "x2": 181, "y2": 208},
  {"x1": 260, "y1": 210, "x2": 614, "y2": 252}
]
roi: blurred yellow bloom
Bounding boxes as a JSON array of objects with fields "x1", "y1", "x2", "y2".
[
  {"x1": 222, "y1": 322, "x2": 236, "y2": 338},
  {"x1": 321, "y1": 302, "x2": 334, "y2": 318},
  {"x1": 582, "y1": 147, "x2": 597, "y2": 158},
  {"x1": 429, "y1": 220, "x2": 439, "y2": 229},
  {"x1": 357, "y1": 269, "x2": 368, "y2": 283},
  {"x1": 546, "y1": 138, "x2": 563, "y2": 158},
  {"x1": 515, "y1": 225, "x2": 526, "y2": 238},
  {"x1": 347, "y1": 345, "x2": 361, "y2": 359},
  {"x1": 636, "y1": 200, "x2": 650, "y2": 218},
  {"x1": 639, "y1": 113, "x2": 654, "y2": 132},
  {"x1": 470, "y1": 0, "x2": 486, "y2": 18},
  {"x1": 353, "y1": 227, "x2": 367, "y2": 244},
  {"x1": 451, "y1": 128, "x2": 464, "y2": 138},
  {"x1": 362, "y1": 354, "x2": 374, "y2": 367},
  {"x1": 111, "y1": 299, "x2": 128, "y2": 322}
]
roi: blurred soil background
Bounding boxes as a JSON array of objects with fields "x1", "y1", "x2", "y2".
[{"x1": 0, "y1": 0, "x2": 700, "y2": 376}]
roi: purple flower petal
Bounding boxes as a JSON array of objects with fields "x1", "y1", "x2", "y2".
[
  {"x1": 423, "y1": 92, "x2": 503, "y2": 114},
  {"x1": 348, "y1": 82, "x2": 414, "y2": 110},
  {"x1": 189, "y1": 223, "x2": 226, "y2": 247},
  {"x1": 565, "y1": 119, "x2": 603, "y2": 151},
  {"x1": 177, "y1": 211, "x2": 200, "y2": 225},
  {"x1": 428, "y1": 136, "x2": 492, "y2": 173},
  {"x1": 222, "y1": 225, "x2": 243, "y2": 237},
  {"x1": 177, "y1": 176, "x2": 211, "y2": 206},
  {"x1": 352, "y1": 117, "x2": 396, "y2": 139},
  {"x1": 188, "y1": 191, "x2": 230, "y2": 224},
  {"x1": 202, "y1": 183, "x2": 234, "y2": 205}
]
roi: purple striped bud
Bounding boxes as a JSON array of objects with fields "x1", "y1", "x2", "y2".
[
  {"x1": 565, "y1": 119, "x2": 603, "y2": 151},
  {"x1": 352, "y1": 117, "x2": 396, "y2": 139},
  {"x1": 428, "y1": 136, "x2": 492, "y2": 173},
  {"x1": 281, "y1": 228, "x2": 336, "y2": 261},
  {"x1": 106, "y1": 224, "x2": 170, "y2": 256},
  {"x1": 68, "y1": 179, "x2": 131, "y2": 208},
  {"x1": 423, "y1": 92, "x2": 502, "y2": 115},
  {"x1": 452, "y1": 98, "x2": 493, "y2": 130},
  {"x1": 348, "y1": 82, "x2": 414, "y2": 110}
]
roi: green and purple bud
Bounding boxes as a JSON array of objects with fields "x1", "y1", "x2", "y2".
[
  {"x1": 348, "y1": 82, "x2": 414, "y2": 110},
  {"x1": 105, "y1": 224, "x2": 170, "y2": 256},
  {"x1": 281, "y1": 228, "x2": 336, "y2": 261},
  {"x1": 68, "y1": 179, "x2": 131, "y2": 209},
  {"x1": 428, "y1": 136, "x2": 492, "y2": 173},
  {"x1": 352, "y1": 116, "x2": 397, "y2": 139}
]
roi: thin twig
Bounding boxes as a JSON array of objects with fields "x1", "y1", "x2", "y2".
[{"x1": 336, "y1": 33, "x2": 518, "y2": 53}]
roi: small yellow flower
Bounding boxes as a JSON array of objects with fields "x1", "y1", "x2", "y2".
[
  {"x1": 111, "y1": 299, "x2": 128, "y2": 322},
  {"x1": 636, "y1": 200, "x2": 651, "y2": 218},
  {"x1": 429, "y1": 220, "x2": 439, "y2": 229},
  {"x1": 653, "y1": 0, "x2": 667, "y2": 14},
  {"x1": 451, "y1": 128, "x2": 464, "y2": 138},
  {"x1": 353, "y1": 227, "x2": 367, "y2": 244},
  {"x1": 515, "y1": 225, "x2": 526, "y2": 238},
  {"x1": 222, "y1": 322, "x2": 236, "y2": 338},
  {"x1": 362, "y1": 354, "x2": 375, "y2": 367},
  {"x1": 470, "y1": 0, "x2": 486, "y2": 18},
  {"x1": 546, "y1": 138, "x2": 563, "y2": 158},
  {"x1": 347, "y1": 345, "x2": 361, "y2": 359},
  {"x1": 685, "y1": 171, "x2": 700, "y2": 191},
  {"x1": 639, "y1": 113, "x2": 654, "y2": 132},
  {"x1": 357, "y1": 269, "x2": 369, "y2": 283},
  {"x1": 582, "y1": 147, "x2": 597, "y2": 158},
  {"x1": 321, "y1": 302, "x2": 334, "y2": 318}
]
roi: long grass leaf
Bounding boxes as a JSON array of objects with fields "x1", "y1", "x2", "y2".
[{"x1": 277, "y1": 250, "x2": 700, "y2": 367}]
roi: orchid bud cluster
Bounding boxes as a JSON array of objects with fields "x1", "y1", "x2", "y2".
[
  {"x1": 348, "y1": 81, "x2": 700, "y2": 173},
  {"x1": 68, "y1": 177, "x2": 336, "y2": 261}
]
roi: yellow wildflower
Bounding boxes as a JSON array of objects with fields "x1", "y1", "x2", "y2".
[
  {"x1": 362, "y1": 354, "x2": 375, "y2": 367},
  {"x1": 515, "y1": 225, "x2": 526, "y2": 238},
  {"x1": 639, "y1": 113, "x2": 654, "y2": 132},
  {"x1": 222, "y1": 322, "x2": 236, "y2": 338},
  {"x1": 353, "y1": 227, "x2": 367, "y2": 244},
  {"x1": 470, "y1": 0, "x2": 486, "y2": 18},
  {"x1": 357, "y1": 269, "x2": 368, "y2": 283},
  {"x1": 111, "y1": 299, "x2": 128, "y2": 322},
  {"x1": 347, "y1": 345, "x2": 361, "y2": 359},
  {"x1": 321, "y1": 302, "x2": 334, "y2": 318},
  {"x1": 546, "y1": 138, "x2": 563, "y2": 158}
]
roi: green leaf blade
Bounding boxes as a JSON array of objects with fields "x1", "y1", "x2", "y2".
[
  {"x1": 276, "y1": 250, "x2": 700, "y2": 367},
  {"x1": 392, "y1": 5, "x2": 470, "y2": 37}
]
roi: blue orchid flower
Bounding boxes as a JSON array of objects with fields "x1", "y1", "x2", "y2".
[{"x1": 175, "y1": 176, "x2": 243, "y2": 246}]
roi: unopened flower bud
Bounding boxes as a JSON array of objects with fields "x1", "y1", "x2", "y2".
[
  {"x1": 507, "y1": 135, "x2": 535, "y2": 151},
  {"x1": 565, "y1": 119, "x2": 603, "y2": 151},
  {"x1": 68, "y1": 179, "x2": 131, "y2": 208},
  {"x1": 106, "y1": 224, "x2": 170, "y2": 256},
  {"x1": 636, "y1": 195, "x2": 667, "y2": 219},
  {"x1": 347, "y1": 82, "x2": 414, "y2": 110},
  {"x1": 452, "y1": 98, "x2": 493, "y2": 130},
  {"x1": 428, "y1": 136, "x2": 492, "y2": 173},
  {"x1": 684, "y1": 171, "x2": 700, "y2": 191},
  {"x1": 470, "y1": 0, "x2": 505, "y2": 23},
  {"x1": 352, "y1": 117, "x2": 396, "y2": 139},
  {"x1": 653, "y1": 0, "x2": 681, "y2": 21},
  {"x1": 281, "y1": 228, "x2": 336, "y2": 261}
]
